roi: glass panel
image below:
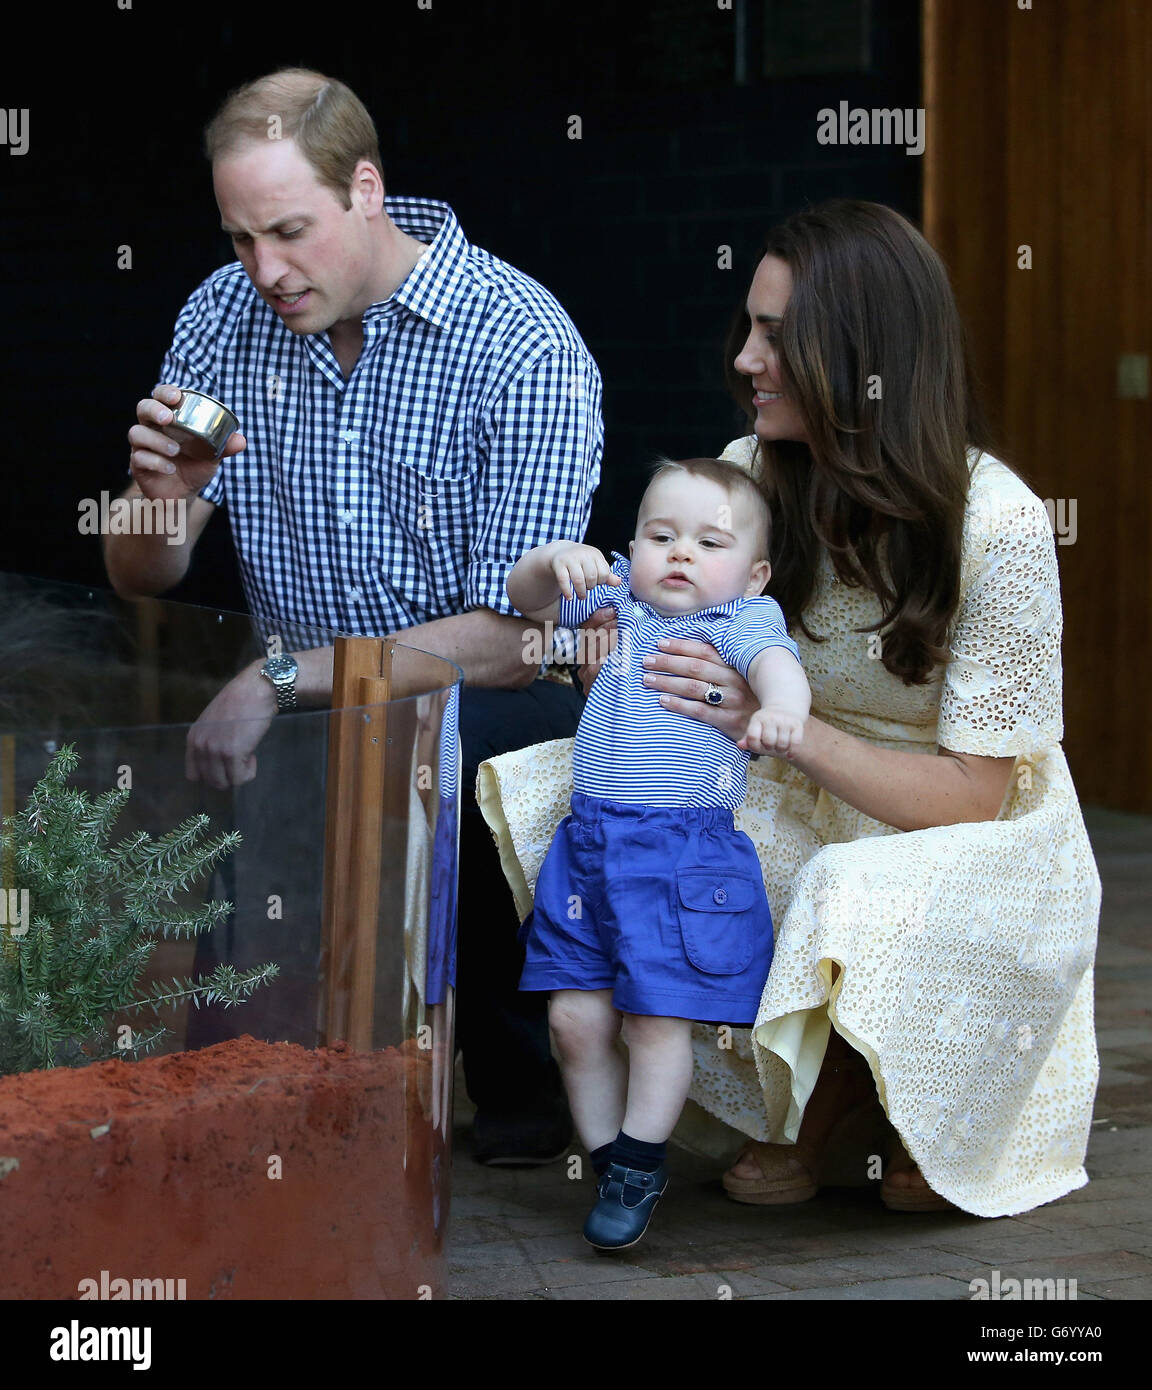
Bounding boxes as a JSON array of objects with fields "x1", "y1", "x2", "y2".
[{"x1": 0, "y1": 575, "x2": 461, "y2": 1300}]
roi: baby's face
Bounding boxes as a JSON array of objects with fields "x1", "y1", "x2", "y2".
[{"x1": 628, "y1": 472, "x2": 771, "y2": 617}]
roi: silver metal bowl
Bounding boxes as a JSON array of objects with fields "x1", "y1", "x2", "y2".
[{"x1": 161, "y1": 389, "x2": 239, "y2": 462}]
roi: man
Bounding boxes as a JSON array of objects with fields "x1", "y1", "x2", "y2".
[{"x1": 106, "y1": 69, "x2": 603, "y2": 1164}]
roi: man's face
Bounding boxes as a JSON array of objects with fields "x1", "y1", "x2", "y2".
[
  {"x1": 628, "y1": 472, "x2": 770, "y2": 617},
  {"x1": 213, "y1": 137, "x2": 380, "y2": 336}
]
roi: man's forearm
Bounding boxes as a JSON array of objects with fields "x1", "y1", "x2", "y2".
[
  {"x1": 103, "y1": 482, "x2": 196, "y2": 597},
  {"x1": 388, "y1": 608, "x2": 545, "y2": 688},
  {"x1": 278, "y1": 609, "x2": 544, "y2": 703}
]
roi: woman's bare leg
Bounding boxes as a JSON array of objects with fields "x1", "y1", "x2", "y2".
[{"x1": 727, "y1": 1025, "x2": 869, "y2": 1179}]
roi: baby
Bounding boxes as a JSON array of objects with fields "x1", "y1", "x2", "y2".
[{"x1": 507, "y1": 457, "x2": 810, "y2": 1249}]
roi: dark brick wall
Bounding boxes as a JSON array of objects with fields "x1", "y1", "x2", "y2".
[{"x1": 1, "y1": 0, "x2": 920, "y2": 611}]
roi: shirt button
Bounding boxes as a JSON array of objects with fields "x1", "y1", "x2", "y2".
[
  {"x1": 713, "y1": 887, "x2": 728, "y2": 905},
  {"x1": 348, "y1": 588, "x2": 362, "y2": 601},
  {"x1": 340, "y1": 430, "x2": 359, "y2": 444},
  {"x1": 339, "y1": 510, "x2": 355, "y2": 525},
  {"x1": 631, "y1": 603, "x2": 644, "y2": 620}
]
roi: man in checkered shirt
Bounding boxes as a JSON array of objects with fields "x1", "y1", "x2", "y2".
[{"x1": 107, "y1": 69, "x2": 603, "y2": 1165}]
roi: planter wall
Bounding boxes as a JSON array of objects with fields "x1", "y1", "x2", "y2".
[{"x1": 0, "y1": 1036, "x2": 447, "y2": 1300}]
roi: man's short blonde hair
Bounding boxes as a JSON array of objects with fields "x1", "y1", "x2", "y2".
[{"x1": 204, "y1": 68, "x2": 384, "y2": 209}]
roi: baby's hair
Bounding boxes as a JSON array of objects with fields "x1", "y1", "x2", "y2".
[{"x1": 646, "y1": 456, "x2": 772, "y2": 561}]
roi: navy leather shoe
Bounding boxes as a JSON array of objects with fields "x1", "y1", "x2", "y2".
[{"x1": 582, "y1": 1161, "x2": 669, "y2": 1250}]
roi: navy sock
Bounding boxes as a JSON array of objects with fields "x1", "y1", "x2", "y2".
[
  {"x1": 590, "y1": 1142, "x2": 614, "y2": 1178},
  {"x1": 610, "y1": 1130, "x2": 666, "y2": 1174}
]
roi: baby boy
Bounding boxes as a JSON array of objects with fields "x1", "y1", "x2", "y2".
[{"x1": 506, "y1": 456, "x2": 810, "y2": 1249}]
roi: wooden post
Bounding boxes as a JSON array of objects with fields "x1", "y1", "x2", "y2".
[
  {"x1": 345, "y1": 673, "x2": 389, "y2": 1050},
  {"x1": 320, "y1": 637, "x2": 390, "y2": 1049}
]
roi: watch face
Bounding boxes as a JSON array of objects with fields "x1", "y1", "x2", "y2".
[{"x1": 265, "y1": 655, "x2": 297, "y2": 681}]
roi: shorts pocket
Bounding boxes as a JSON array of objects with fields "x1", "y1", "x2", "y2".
[{"x1": 675, "y1": 869, "x2": 761, "y2": 975}]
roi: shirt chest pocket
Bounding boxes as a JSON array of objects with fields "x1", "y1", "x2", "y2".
[{"x1": 377, "y1": 453, "x2": 480, "y2": 548}]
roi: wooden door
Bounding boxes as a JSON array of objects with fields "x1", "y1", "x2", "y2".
[{"x1": 923, "y1": 0, "x2": 1152, "y2": 811}]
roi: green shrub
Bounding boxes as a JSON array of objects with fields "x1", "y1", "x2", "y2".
[{"x1": 0, "y1": 743, "x2": 277, "y2": 1074}]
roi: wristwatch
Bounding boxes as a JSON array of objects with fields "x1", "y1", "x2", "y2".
[{"x1": 260, "y1": 654, "x2": 299, "y2": 712}]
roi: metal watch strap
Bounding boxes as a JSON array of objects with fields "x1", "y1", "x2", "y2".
[{"x1": 261, "y1": 655, "x2": 298, "y2": 713}]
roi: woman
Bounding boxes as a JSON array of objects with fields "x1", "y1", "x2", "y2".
[{"x1": 477, "y1": 200, "x2": 1100, "y2": 1217}]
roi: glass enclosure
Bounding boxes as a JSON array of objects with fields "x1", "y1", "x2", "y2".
[{"x1": 0, "y1": 574, "x2": 461, "y2": 1300}]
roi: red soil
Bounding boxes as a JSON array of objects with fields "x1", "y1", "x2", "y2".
[{"x1": 0, "y1": 1036, "x2": 448, "y2": 1300}]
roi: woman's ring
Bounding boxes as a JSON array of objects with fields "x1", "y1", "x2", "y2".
[{"x1": 705, "y1": 683, "x2": 725, "y2": 706}]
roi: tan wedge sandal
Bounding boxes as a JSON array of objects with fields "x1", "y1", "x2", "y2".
[
  {"x1": 881, "y1": 1137, "x2": 958, "y2": 1213},
  {"x1": 722, "y1": 1096, "x2": 886, "y2": 1204},
  {"x1": 722, "y1": 1042, "x2": 887, "y2": 1205}
]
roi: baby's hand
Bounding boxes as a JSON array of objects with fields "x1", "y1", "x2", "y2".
[
  {"x1": 551, "y1": 543, "x2": 622, "y2": 601},
  {"x1": 738, "y1": 707, "x2": 806, "y2": 758}
]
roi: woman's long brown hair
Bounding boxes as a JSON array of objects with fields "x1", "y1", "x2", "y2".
[{"x1": 724, "y1": 200, "x2": 999, "y2": 686}]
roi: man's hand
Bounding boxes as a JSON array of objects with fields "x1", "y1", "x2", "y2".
[
  {"x1": 574, "y1": 606, "x2": 618, "y2": 696},
  {"x1": 550, "y1": 543, "x2": 622, "y2": 601},
  {"x1": 738, "y1": 707, "x2": 806, "y2": 758},
  {"x1": 185, "y1": 662, "x2": 277, "y2": 789},
  {"x1": 128, "y1": 384, "x2": 246, "y2": 502}
]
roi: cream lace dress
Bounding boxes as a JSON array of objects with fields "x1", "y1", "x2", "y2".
[{"x1": 476, "y1": 439, "x2": 1101, "y2": 1217}]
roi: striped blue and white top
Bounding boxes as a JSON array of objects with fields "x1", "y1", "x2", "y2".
[{"x1": 559, "y1": 555, "x2": 802, "y2": 808}]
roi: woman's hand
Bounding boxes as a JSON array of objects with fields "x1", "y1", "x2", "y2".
[
  {"x1": 574, "y1": 627, "x2": 760, "y2": 748},
  {"x1": 641, "y1": 636, "x2": 758, "y2": 743}
]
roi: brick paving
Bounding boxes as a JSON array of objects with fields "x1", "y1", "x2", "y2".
[{"x1": 447, "y1": 804, "x2": 1152, "y2": 1300}]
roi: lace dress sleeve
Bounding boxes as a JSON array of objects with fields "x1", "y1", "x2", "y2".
[
  {"x1": 718, "y1": 435, "x2": 759, "y2": 474},
  {"x1": 937, "y1": 467, "x2": 1064, "y2": 757}
]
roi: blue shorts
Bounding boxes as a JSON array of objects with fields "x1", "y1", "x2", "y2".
[{"x1": 519, "y1": 793, "x2": 774, "y2": 1026}]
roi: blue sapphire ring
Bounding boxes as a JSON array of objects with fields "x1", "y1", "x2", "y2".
[{"x1": 705, "y1": 683, "x2": 724, "y2": 706}]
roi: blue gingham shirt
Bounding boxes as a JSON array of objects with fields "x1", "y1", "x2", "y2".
[
  {"x1": 159, "y1": 197, "x2": 603, "y2": 640},
  {"x1": 557, "y1": 555, "x2": 802, "y2": 808}
]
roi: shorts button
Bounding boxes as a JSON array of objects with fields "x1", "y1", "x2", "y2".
[{"x1": 713, "y1": 886, "x2": 728, "y2": 905}]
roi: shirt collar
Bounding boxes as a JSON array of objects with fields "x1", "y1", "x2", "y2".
[{"x1": 360, "y1": 196, "x2": 471, "y2": 329}]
